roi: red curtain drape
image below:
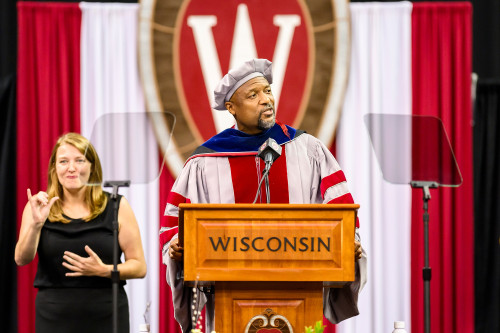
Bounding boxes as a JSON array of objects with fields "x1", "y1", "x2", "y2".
[
  {"x1": 159, "y1": 170, "x2": 183, "y2": 333},
  {"x1": 16, "y1": 3, "x2": 81, "y2": 333},
  {"x1": 411, "y1": 3, "x2": 474, "y2": 333}
]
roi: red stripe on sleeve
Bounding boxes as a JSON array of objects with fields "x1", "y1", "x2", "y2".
[
  {"x1": 327, "y1": 192, "x2": 354, "y2": 204},
  {"x1": 161, "y1": 192, "x2": 186, "y2": 247},
  {"x1": 167, "y1": 191, "x2": 191, "y2": 207},
  {"x1": 161, "y1": 215, "x2": 179, "y2": 229},
  {"x1": 320, "y1": 170, "x2": 347, "y2": 199},
  {"x1": 327, "y1": 193, "x2": 359, "y2": 227},
  {"x1": 160, "y1": 226, "x2": 179, "y2": 248}
]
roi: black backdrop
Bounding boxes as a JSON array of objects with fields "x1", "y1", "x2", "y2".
[
  {"x1": 473, "y1": 80, "x2": 500, "y2": 333},
  {"x1": 0, "y1": 74, "x2": 16, "y2": 333},
  {"x1": 1, "y1": 1, "x2": 499, "y2": 332}
]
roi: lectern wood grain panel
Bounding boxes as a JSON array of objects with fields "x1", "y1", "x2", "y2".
[{"x1": 179, "y1": 203, "x2": 358, "y2": 333}]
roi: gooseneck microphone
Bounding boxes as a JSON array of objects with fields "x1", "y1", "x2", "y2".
[
  {"x1": 257, "y1": 137, "x2": 282, "y2": 166},
  {"x1": 253, "y1": 138, "x2": 282, "y2": 203}
]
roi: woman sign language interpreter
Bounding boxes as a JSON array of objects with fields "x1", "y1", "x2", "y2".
[{"x1": 15, "y1": 132, "x2": 146, "y2": 333}]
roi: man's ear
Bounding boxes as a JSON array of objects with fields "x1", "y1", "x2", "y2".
[{"x1": 225, "y1": 101, "x2": 235, "y2": 116}]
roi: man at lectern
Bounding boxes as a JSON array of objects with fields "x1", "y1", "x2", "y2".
[{"x1": 160, "y1": 58, "x2": 366, "y2": 332}]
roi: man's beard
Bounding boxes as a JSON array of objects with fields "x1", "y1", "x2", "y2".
[{"x1": 257, "y1": 105, "x2": 276, "y2": 131}]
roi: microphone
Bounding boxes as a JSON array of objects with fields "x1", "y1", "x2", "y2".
[
  {"x1": 257, "y1": 138, "x2": 282, "y2": 166},
  {"x1": 254, "y1": 138, "x2": 282, "y2": 204}
]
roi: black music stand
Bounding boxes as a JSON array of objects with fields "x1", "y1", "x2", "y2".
[{"x1": 364, "y1": 113, "x2": 462, "y2": 333}]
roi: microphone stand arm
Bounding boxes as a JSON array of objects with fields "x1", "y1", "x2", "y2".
[
  {"x1": 263, "y1": 153, "x2": 274, "y2": 204},
  {"x1": 264, "y1": 162, "x2": 271, "y2": 203}
]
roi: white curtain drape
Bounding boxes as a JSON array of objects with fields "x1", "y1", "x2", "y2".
[
  {"x1": 336, "y1": 3, "x2": 413, "y2": 333},
  {"x1": 80, "y1": 3, "x2": 160, "y2": 333}
]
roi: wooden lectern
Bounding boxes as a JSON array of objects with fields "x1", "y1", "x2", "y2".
[{"x1": 179, "y1": 203, "x2": 358, "y2": 333}]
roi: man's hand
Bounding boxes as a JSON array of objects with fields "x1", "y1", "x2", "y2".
[
  {"x1": 355, "y1": 240, "x2": 362, "y2": 261},
  {"x1": 169, "y1": 238, "x2": 184, "y2": 262}
]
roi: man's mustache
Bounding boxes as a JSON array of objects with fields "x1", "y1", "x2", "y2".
[{"x1": 260, "y1": 104, "x2": 275, "y2": 116}]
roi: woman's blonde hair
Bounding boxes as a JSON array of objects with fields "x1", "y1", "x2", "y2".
[{"x1": 47, "y1": 133, "x2": 108, "y2": 223}]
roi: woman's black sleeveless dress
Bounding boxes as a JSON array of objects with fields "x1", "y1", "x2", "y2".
[{"x1": 34, "y1": 193, "x2": 129, "y2": 333}]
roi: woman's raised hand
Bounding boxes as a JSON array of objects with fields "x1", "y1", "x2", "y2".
[{"x1": 27, "y1": 188, "x2": 59, "y2": 226}]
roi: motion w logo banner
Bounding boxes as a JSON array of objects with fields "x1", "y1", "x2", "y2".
[{"x1": 139, "y1": 0, "x2": 350, "y2": 175}]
